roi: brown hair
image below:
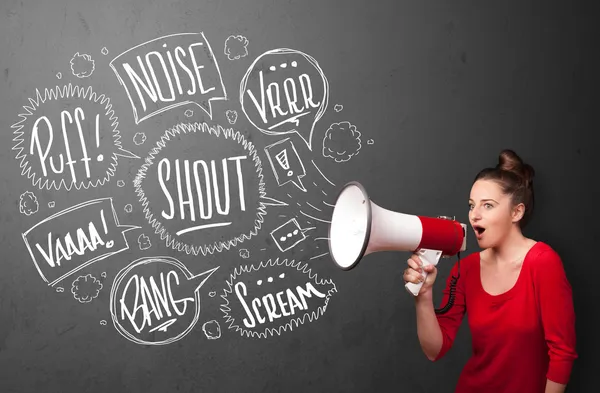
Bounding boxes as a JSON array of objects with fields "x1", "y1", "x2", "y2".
[{"x1": 474, "y1": 149, "x2": 536, "y2": 228}]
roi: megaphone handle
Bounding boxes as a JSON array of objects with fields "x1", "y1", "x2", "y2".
[{"x1": 405, "y1": 249, "x2": 443, "y2": 296}]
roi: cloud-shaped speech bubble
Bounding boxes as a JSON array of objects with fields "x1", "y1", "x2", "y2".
[
  {"x1": 109, "y1": 33, "x2": 227, "y2": 124},
  {"x1": 19, "y1": 191, "x2": 39, "y2": 216},
  {"x1": 132, "y1": 121, "x2": 287, "y2": 257},
  {"x1": 11, "y1": 83, "x2": 139, "y2": 191},
  {"x1": 137, "y1": 233, "x2": 152, "y2": 250},
  {"x1": 70, "y1": 52, "x2": 95, "y2": 78},
  {"x1": 224, "y1": 35, "x2": 249, "y2": 60},
  {"x1": 71, "y1": 273, "x2": 103, "y2": 303},
  {"x1": 240, "y1": 49, "x2": 329, "y2": 151},
  {"x1": 22, "y1": 198, "x2": 140, "y2": 287},
  {"x1": 322, "y1": 121, "x2": 362, "y2": 162},
  {"x1": 109, "y1": 256, "x2": 219, "y2": 345},
  {"x1": 220, "y1": 258, "x2": 337, "y2": 338}
]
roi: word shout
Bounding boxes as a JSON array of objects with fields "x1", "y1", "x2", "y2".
[{"x1": 157, "y1": 156, "x2": 247, "y2": 235}]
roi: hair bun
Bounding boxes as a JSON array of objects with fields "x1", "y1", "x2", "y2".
[{"x1": 497, "y1": 149, "x2": 535, "y2": 186}]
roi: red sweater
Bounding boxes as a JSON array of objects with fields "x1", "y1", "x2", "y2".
[{"x1": 433, "y1": 241, "x2": 578, "y2": 392}]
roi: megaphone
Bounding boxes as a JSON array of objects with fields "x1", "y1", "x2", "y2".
[{"x1": 328, "y1": 181, "x2": 467, "y2": 297}]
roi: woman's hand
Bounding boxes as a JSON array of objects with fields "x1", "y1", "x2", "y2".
[{"x1": 403, "y1": 253, "x2": 438, "y2": 296}]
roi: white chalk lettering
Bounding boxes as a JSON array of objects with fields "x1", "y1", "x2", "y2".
[
  {"x1": 158, "y1": 156, "x2": 247, "y2": 222},
  {"x1": 119, "y1": 270, "x2": 194, "y2": 334},
  {"x1": 29, "y1": 107, "x2": 99, "y2": 185},
  {"x1": 246, "y1": 71, "x2": 320, "y2": 124},
  {"x1": 121, "y1": 43, "x2": 216, "y2": 113},
  {"x1": 235, "y1": 281, "x2": 326, "y2": 328}
]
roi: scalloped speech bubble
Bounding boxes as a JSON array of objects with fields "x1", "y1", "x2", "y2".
[
  {"x1": 220, "y1": 258, "x2": 337, "y2": 338},
  {"x1": 110, "y1": 256, "x2": 218, "y2": 345},
  {"x1": 11, "y1": 83, "x2": 139, "y2": 191},
  {"x1": 240, "y1": 49, "x2": 329, "y2": 151},
  {"x1": 133, "y1": 122, "x2": 287, "y2": 256}
]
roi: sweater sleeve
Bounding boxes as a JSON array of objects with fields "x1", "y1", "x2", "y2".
[
  {"x1": 432, "y1": 259, "x2": 467, "y2": 361},
  {"x1": 534, "y1": 248, "x2": 578, "y2": 384}
]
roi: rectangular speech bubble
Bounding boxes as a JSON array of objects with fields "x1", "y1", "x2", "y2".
[
  {"x1": 22, "y1": 198, "x2": 140, "y2": 286},
  {"x1": 109, "y1": 32, "x2": 227, "y2": 124}
]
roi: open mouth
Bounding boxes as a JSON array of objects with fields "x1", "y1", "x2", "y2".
[{"x1": 473, "y1": 225, "x2": 486, "y2": 236}]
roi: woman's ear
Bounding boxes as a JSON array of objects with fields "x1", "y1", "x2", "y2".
[{"x1": 511, "y1": 203, "x2": 525, "y2": 223}]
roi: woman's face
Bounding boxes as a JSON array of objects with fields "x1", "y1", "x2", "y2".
[{"x1": 468, "y1": 179, "x2": 521, "y2": 249}]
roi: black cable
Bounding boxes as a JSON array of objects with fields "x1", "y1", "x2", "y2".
[{"x1": 435, "y1": 251, "x2": 461, "y2": 314}]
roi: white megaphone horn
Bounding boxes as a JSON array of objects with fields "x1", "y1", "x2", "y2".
[{"x1": 328, "y1": 181, "x2": 467, "y2": 296}]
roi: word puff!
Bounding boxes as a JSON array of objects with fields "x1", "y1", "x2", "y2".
[
  {"x1": 11, "y1": 84, "x2": 138, "y2": 191},
  {"x1": 220, "y1": 258, "x2": 337, "y2": 339}
]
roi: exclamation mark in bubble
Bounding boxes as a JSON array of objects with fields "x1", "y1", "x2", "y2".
[
  {"x1": 275, "y1": 149, "x2": 293, "y2": 177},
  {"x1": 96, "y1": 114, "x2": 100, "y2": 148},
  {"x1": 100, "y1": 209, "x2": 114, "y2": 249},
  {"x1": 96, "y1": 114, "x2": 104, "y2": 162}
]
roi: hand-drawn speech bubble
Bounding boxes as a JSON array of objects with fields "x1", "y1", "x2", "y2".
[
  {"x1": 264, "y1": 137, "x2": 307, "y2": 192},
  {"x1": 22, "y1": 198, "x2": 140, "y2": 287},
  {"x1": 133, "y1": 121, "x2": 287, "y2": 257},
  {"x1": 11, "y1": 83, "x2": 139, "y2": 191},
  {"x1": 240, "y1": 49, "x2": 329, "y2": 151},
  {"x1": 220, "y1": 258, "x2": 337, "y2": 338},
  {"x1": 110, "y1": 256, "x2": 219, "y2": 345},
  {"x1": 110, "y1": 32, "x2": 227, "y2": 124}
]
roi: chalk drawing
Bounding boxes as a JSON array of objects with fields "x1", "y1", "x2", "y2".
[
  {"x1": 11, "y1": 83, "x2": 139, "y2": 191},
  {"x1": 322, "y1": 121, "x2": 362, "y2": 162},
  {"x1": 109, "y1": 32, "x2": 227, "y2": 124},
  {"x1": 133, "y1": 121, "x2": 288, "y2": 257},
  {"x1": 70, "y1": 52, "x2": 95, "y2": 78},
  {"x1": 240, "y1": 48, "x2": 329, "y2": 151},
  {"x1": 19, "y1": 191, "x2": 39, "y2": 216},
  {"x1": 220, "y1": 258, "x2": 337, "y2": 338},
  {"x1": 110, "y1": 255, "x2": 218, "y2": 345},
  {"x1": 71, "y1": 273, "x2": 103, "y2": 303},
  {"x1": 224, "y1": 35, "x2": 249, "y2": 60},
  {"x1": 22, "y1": 197, "x2": 140, "y2": 287}
]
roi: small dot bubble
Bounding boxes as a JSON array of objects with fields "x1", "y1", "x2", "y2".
[
  {"x1": 293, "y1": 229, "x2": 298, "y2": 235},
  {"x1": 280, "y1": 63, "x2": 287, "y2": 68},
  {"x1": 279, "y1": 273, "x2": 285, "y2": 279},
  {"x1": 280, "y1": 236, "x2": 286, "y2": 242},
  {"x1": 269, "y1": 66, "x2": 276, "y2": 71},
  {"x1": 97, "y1": 154, "x2": 104, "y2": 162},
  {"x1": 287, "y1": 233, "x2": 292, "y2": 238},
  {"x1": 268, "y1": 277, "x2": 273, "y2": 282},
  {"x1": 257, "y1": 280, "x2": 262, "y2": 285},
  {"x1": 291, "y1": 61, "x2": 297, "y2": 67}
]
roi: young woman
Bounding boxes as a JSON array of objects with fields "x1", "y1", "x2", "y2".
[{"x1": 403, "y1": 149, "x2": 577, "y2": 393}]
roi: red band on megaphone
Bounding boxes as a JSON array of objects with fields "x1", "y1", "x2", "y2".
[{"x1": 417, "y1": 216, "x2": 464, "y2": 255}]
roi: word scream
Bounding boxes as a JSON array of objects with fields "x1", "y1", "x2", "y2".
[
  {"x1": 158, "y1": 156, "x2": 247, "y2": 234},
  {"x1": 234, "y1": 281, "x2": 326, "y2": 328}
]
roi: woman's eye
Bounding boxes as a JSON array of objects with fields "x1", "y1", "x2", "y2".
[{"x1": 485, "y1": 203, "x2": 493, "y2": 208}]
